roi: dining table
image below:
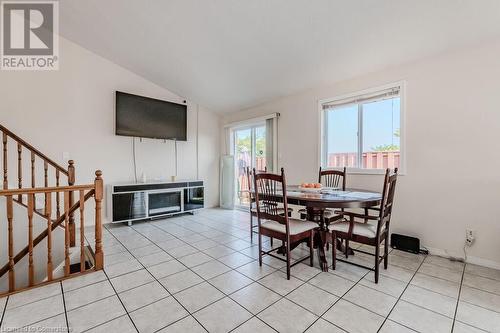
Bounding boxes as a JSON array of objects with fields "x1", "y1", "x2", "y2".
[{"x1": 282, "y1": 186, "x2": 383, "y2": 272}]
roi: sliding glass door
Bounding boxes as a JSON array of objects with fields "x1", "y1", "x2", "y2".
[{"x1": 233, "y1": 124, "x2": 267, "y2": 208}]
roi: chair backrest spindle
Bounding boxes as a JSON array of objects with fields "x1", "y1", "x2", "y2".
[
  {"x1": 253, "y1": 168, "x2": 289, "y2": 228},
  {"x1": 319, "y1": 167, "x2": 346, "y2": 190}
]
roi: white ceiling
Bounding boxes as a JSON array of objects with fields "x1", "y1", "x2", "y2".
[{"x1": 59, "y1": 0, "x2": 500, "y2": 112}]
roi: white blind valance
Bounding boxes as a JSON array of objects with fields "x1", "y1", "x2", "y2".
[{"x1": 322, "y1": 86, "x2": 400, "y2": 110}]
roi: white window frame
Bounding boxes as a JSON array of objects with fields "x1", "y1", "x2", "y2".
[
  {"x1": 224, "y1": 113, "x2": 279, "y2": 172},
  {"x1": 318, "y1": 81, "x2": 406, "y2": 175}
]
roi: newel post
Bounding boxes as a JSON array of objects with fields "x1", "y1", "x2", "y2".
[
  {"x1": 68, "y1": 160, "x2": 76, "y2": 247},
  {"x1": 94, "y1": 170, "x2": 104, "y2": 270}
]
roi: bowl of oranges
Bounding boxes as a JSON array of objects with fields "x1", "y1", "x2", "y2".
[{"x1": 299, "y1": 182, "x2": 322, "y2": 192}]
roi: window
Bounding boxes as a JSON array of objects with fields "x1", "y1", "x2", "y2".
[{"x1": 321, "y1": 84, "x2": 403, "y2": 172}]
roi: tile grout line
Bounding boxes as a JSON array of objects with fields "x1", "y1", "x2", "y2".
[
  {"x1": 99, "y1": 269, "x2": 140, "y2": 333},
  {"x1": 103, "y1": 227, "x2": 271, "y2": 298},
  {"x1": 59, "y1": 282, "x2": 71, "y2": 333},
  {"x1": 75, "y1": 212, "x2": 500, "y2": 331},
  {"x1": 105, "y1": 223, "x2": 212, "y2": 333},
  {"x1": 376, "y1": 253, "x2": 428, "y2": 333},
  {"x1": 94, "y1": 213, "x2": 480, "y2": 330},
  {"x1": 372, "y1": 257, "x2": 483, "y2": 320},
  {"x1": 0, "y1": 296, "x2": 8, "y2": 328},
  {"x1": 148, "y1": 219, "x2": 331, "y2": 332},
  {"x1": 331, "y1": 254, "x2": 462, "y2": 323},
  {"x1": 5, "y1": 290, "x2": 70, "y2": 331},
  {"x1": 135, "y1": 222, "x2": 290, "y2": 332},
  {"x1": 228, "y1": 265, "x2": 325, "y2": 332},
  {"x1": 451, "y1": 261, "x2": 467, "y2": 332},
  {"x1": 151, "y1": 217, "x2": 424, "y2": 332},
  {"x1": 229, "y1": 264, "x2": 325, "y2": 332},
  {"x1": 11, "y1": 209, "x2": 498, "y2": 333},
  {"x1": 234, "y1": 242, "x2": 379, "y2": 332},
  {"x1": 0, "y1": 212, "x2": 248, "y2": 331},
  {"x1": 453, "y1": 319, "x2": 490, "y2": 333},
  {"x1": 459, "y1": 298, "x2": 500, "y2": 315},
  {"x1": 301, "y1": 261, "x2": 374, "y2": 333}
]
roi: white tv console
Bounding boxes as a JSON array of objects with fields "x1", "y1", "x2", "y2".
[{"x1": 106, "y1": 180, "x2": 204, "y2": 225}]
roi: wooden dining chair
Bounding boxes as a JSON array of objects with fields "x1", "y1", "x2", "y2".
[
  {"x1": 247, "y1": 167, "x2": 292, "y2": 244},
  {"x1": 299, "y1": 167, "x2": 347, "y2": 222},
  {"x1": 319, "y1": 167, "x2": 346, "y2": 221},
  {"x1": 254, "y1": 168, "x2": 317, "y2": 279},
  {"x1": 330, "y1": 168, "x2": 398, "y2": 283},
  {"x1": 247, "y1": 166, "x2": 267, "y2": 243}
]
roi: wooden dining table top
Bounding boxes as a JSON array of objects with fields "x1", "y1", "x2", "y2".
[{"x1": 283, "y1": 186, "x2": 383, "y2": 209}]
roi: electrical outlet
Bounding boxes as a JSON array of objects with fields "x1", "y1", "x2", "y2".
[{"x1": 466, "y1": 229, "x2": 475, "y2": 247}]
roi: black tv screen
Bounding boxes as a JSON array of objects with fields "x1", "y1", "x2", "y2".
[{"x1": 115, "y1": 91, "x2": 187, "y2": 141}]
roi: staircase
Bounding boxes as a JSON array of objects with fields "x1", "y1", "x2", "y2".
[{"x1": 0, "y1": 124, "x2": 104, "y2": 296}]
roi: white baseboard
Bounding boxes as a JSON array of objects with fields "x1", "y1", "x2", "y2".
[{"x1": 425, "y1": 246, "x2": 500, "y2": 270}]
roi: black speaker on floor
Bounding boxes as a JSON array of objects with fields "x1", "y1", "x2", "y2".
[{"x1": 390, "y1": 233, "x2": 420, "y2": 254}]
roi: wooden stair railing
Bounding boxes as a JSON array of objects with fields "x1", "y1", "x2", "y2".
[
  {"x1": 1, "y1": 124, "x2": 77, "y2": 246},
  {"x1": 0, "y1": 171, "x2": 104, "y2": 295}
]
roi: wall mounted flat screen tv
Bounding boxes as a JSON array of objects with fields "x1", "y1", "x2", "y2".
[{"x1": 115, "y1": 91, "x2": 187, "y2": 141}]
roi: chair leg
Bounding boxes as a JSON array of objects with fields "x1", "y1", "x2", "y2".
[
  {"x1": 258, "y1": 229, "x2": 263, "y2": 267},
  {"x1": 270, "y1": 237, "x2": 273, "y2": 247},
  {"x1": 286, "y1": 241, "x2": 291, "y2": 280},
  {"x1": 331, "y1": 231, "x2": 336, "y2": 270},
  {"x1": 250, "y1": 214, "x2": 253, "y2": 243},
  {"x1": 345, "y1": 239, "x2": 349, "y2": 259},
  {"x1": 309, "y1": 231, "x2": 314, "y2": 267},
  {"x1": 384, "y1": 236, "x2": 389, "y2": 269},
  {"x1": 375, "y1": 243, "x2": 380, "y2": 283}
]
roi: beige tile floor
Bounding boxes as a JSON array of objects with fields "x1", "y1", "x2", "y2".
[{"x1": 1, "y1": 208, "x2": 499, "y2": 332}]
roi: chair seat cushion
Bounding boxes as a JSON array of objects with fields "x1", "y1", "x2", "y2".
[
  {"x1": 261, "y1": 219, "x2": 317, "y2": 235},
  {"x1": 329, "y1": 221, "x2": 383, "y2": 238}
]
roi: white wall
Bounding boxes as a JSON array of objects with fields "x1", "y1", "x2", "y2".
[
  {"x1": 0, "y1": 36, "x2": 221, "y2": 217},
  {"x1": 223, "y1": 40, "x2": 500, "y2": 268}
]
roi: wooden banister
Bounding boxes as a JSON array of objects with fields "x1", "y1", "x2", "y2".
[
  {"x1": 94, "y1": 170, "x2": 103, "y2": 270},
  {"x1": 68, "y1": 160, "x2": 76, "y2": 247},
  {"x1": 0, "y1": 187, "x2": 96, "y2": 280},
  {"x1": 0, "y1": 124, "x2": 68, "y2": 176},
  {"x1": 79, "y1": 190, "x2": 85, "y2": 273},
  {"x1": 45, "y1": 192, "x2": 53, "y2": 281},
  {"x1": 64, "y1": 191, "x2": 70, "y2": 276},
  {"x1": 0, "y1": 123, "x2": 103, "y2": 295},
  {"x1": 28, "y1": 193, "x2": 34, "y2": 286},
  {"x1": 12, "y1": 197, "x2": 59, "y2": 223},
  {"x1": 1, "y1": 123, "x2": 77, "y2": 240},
  {"x1": 3, "y1": 132, "x2": 7, "y2": 189},
  {"x1": 0, "y1": 184, "x2": 95, "y2": 196},
  {"x1": 7, "y1": 195, "x2": 14, "y2": 292},
  {"x1": 17, "y1": 142, "x2": 22, "y2": 202}
]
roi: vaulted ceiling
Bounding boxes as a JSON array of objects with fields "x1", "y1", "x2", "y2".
[{"x1": 59, "y1": 0, "x2": 500, "y2": 112}]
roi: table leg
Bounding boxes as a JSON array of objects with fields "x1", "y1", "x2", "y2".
[
  {"x1": 314, "y1": 230, "x2": 329, "y2": 271},
  {"x1": 306, "y1": 207, "x2": 329, "y2": 272}
]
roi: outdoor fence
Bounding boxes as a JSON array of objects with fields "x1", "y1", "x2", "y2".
[
  {"x1": 235, "y1": 152, "x2": 399, "y2": 204},
  {"x1": 327, "y1": 151, "x2": 400, "y2": 169}
]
